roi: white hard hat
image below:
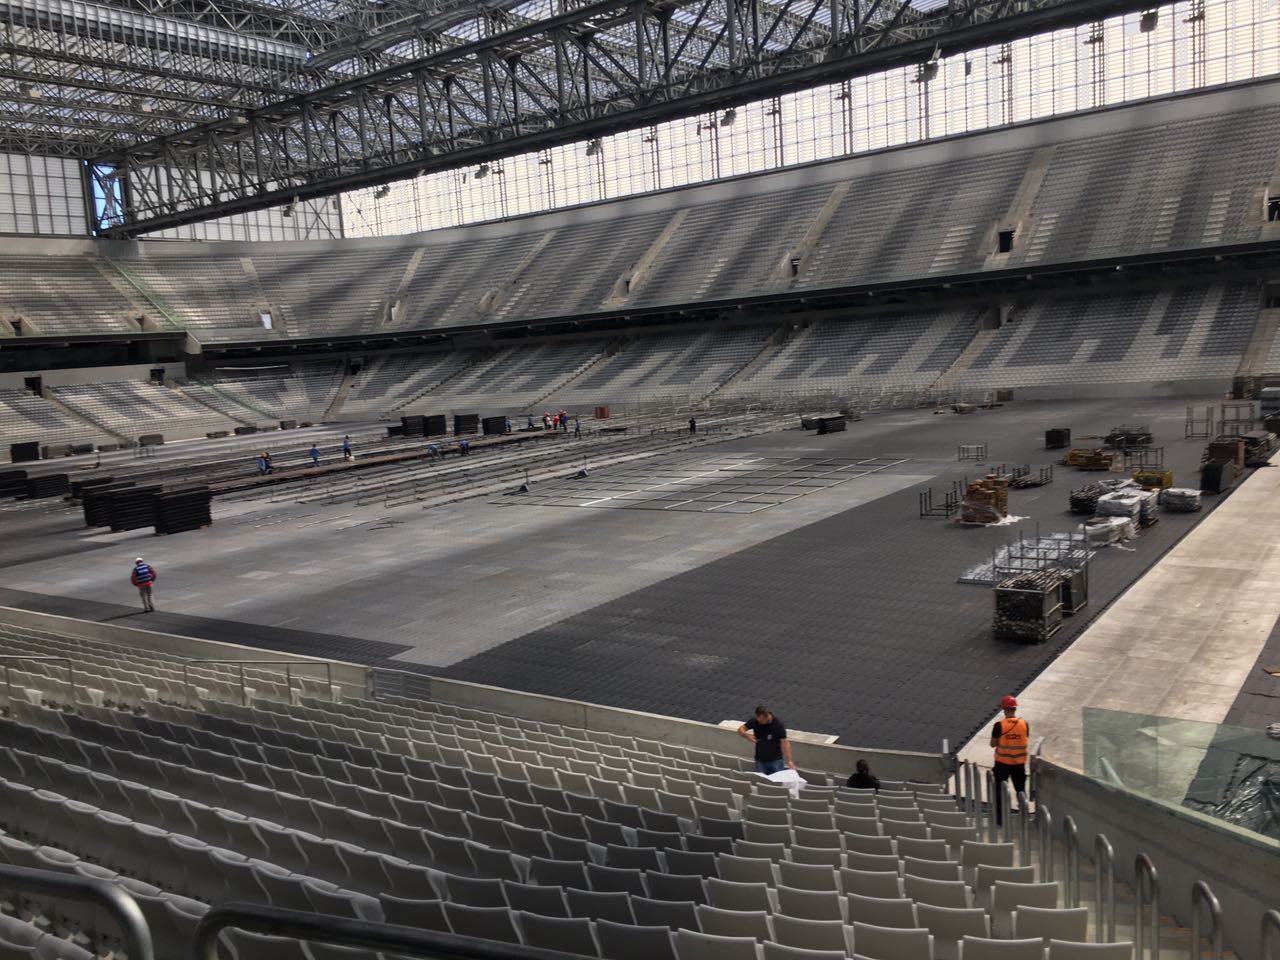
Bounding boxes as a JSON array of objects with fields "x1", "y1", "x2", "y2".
[{"x1": 135, "y1": 557, "x2": 144, "y2": 563}]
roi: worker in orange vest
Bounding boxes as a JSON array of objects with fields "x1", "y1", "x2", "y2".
[{"x1": 989, "y1": 694, "x2": 1029, "y2": 825}]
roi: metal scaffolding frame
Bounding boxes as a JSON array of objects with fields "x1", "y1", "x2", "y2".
[{"x1": 77, "y1": 0, "x2": 1156, "y2": 236}]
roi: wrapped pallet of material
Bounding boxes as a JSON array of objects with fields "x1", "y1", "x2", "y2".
[
  {"x1": 1136, "y1": 489, "x2": 1159, "y2": 527},
  {"x1": 1083, "y1": 516, "x2": 1135, "y2": 545},
  {"x1": 1096, "y1": 491, "x2": 1142, "y2": 519},
  {"x1": 960, "y1": 474, "x2": 1009, "y2": 524},
  {"x1": 1163, "y1": 487, "x2": 1203, "y2": 512}
]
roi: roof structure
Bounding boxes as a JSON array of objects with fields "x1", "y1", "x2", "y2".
[{"x1": 0, "y1": 0, "x2": 1158, "y2": 233}]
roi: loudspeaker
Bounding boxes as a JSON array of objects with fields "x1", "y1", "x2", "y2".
[{"x1": 9, "y1": 442, "x2": 39, "y2": 463}]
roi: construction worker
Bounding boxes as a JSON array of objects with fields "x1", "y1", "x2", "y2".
[{"x1": 989, "y1": 694, "x2": 1029, "y2": 825}]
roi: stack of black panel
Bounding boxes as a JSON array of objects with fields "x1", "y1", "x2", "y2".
[
  {"x1": 816, "y1": 416, "x2": 847, "y2": 434},
  {"x1": 453, "y1": 414, "x2": 480, "y2": 436},
  {"x1": 424, "y1": 415, "x2": 448, "y2": 437},
  {"x1": 0, "y1": 470, "x2": 28, "y2": 498},
  {"x1": 481, "y1": 416, "x2": 508, "y2": 436},
  {"x1": 24, "y1": 474, "x2": 70, "y2": 499},
  {"x1": 9, "y1": 442, "x2": 39, "y2": 463},
  {"x1": 1045, "y1": 428, "x2": 1071, "y2": 450},
  {"x1": 83, "y1": 482, "x2": 137, "y2": 526},
  {"x1": 1200, "y1": 459, "x2": 1237, "y2": 495},
  {"x1": 233, "y1": 425, "x2": 259, "y2": 436},
  {"x1": 107, "y1": 486, "x2": 161, "y2": 532},
  {"x1": 154, "y1": 487, "x2": 212, "y2": 534},
  {"x1": 401, "y1": 415, "x2": 426, "y2": 437},
  {"x1": 70, "y1": 476, "x2": 114, "y2": 499}
]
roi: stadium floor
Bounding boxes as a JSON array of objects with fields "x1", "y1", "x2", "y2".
[{"x1": 0, "y1": 395, "x2": 1247, "y2": 754}]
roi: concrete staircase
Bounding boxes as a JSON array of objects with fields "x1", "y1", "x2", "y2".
[
  {"x1": 323, "y1": 372, "x2": 357, "y2": 420},
  {"x1": 930, "y1": 325, "x2": 998, "y2": 394}
]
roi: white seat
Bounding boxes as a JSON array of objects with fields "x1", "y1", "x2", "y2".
[
  {"x1": 839, "y1": 869, "x2": 901, "y2": 900},
  {"x1": 991, "y1": 881, "x2": 1058, "y2": 937},
  {"x1": 903, "y1": 876, "x2": 971, "y2": 909}
]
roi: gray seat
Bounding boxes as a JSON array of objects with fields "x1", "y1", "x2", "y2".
[
  {"x1": 530, "y1": 858, "x2": 590, "y2": 889},
  {"x1": 676, "y1": 929, "x2": 760, "y2": 960},
  {"x1": 694, "y1": 905, "x2": 771, "y2": 941},
  {"x1": 377, "y1": 896, "x2": 449, "y2": 933},
  {"x1": 991, "y1": 882, "x2": 1058, "y2": 937},
  {"x1": 718, "y1": 856, "x2": 775, "y2": 886},
  {"x1": 587, "y1": 864, "x2": 647, "y2": 896},
  {"x1": 632, "y1": 897, "x2": 700, "y2": 931},
  {"x1": 770, "y1": 916, "x2": 850, "y2": 954},
  {"x1": 788, "y1": 846, "x2": 843, "y2": 868},
  {"x1": 902, "y1": 857, "x2": 962, "y2": 881},
  {"x1": 838, "y1": 869, "x2": 901, "y2": 900},
  {"x1": 606, "y1": 844, "x2": 663, "y2": 871},
  {"x1": 1012, "y1": 907, "x2": 1088, "y2": 944},
  {"x1": 517, "y1": 912, "x2": 600, "y2": 956},
  {"x1": 706, "y1": 878, "x2": 773, "y2": 913},
  {"x1": 850, "y1": 922, "x2": 932, "y2": 960},
  {"x1": 502, "y1": 880, "x2": 569, "y2": 918},
  {"x1": 442, "y1": 874, "x2": 506, "y2": 908},
  {"x1": 957, "y1": 937, "x2": 1045, "y2": 960},
  {"x1": 443, "y1": 903, "x2": 521, "y2": 943},
  {"x1": 224, "y1": 930, "x2": 309, "y2": 960},
  {"x1": 645, "y1": 872, "x2": 707, "y2": 904},
  {"x1": 596, "y1": 919, "x2": 676, "y2": 960},
  {"x1": 777, "y1": 862, "x2": 838, "y2": 891},
  {"x1": 1046, "y1": 941, "x2": 1135, "y2": 960},
  {"x1": 776, "y1": 886, "x2": 843, "y2": 921},
  {"x1": 566, "y1": 888, "x2": 634, "y2": 924},
  {"x1": 844, "y1": 894, "x2": 916, "y2": 928},
  {"x1": 502, "y1": 823, "x2": 551, "y2": 860},
  {"x1": 762, "y1": 944, "x2": 846, "y2": 960},
  {"x1": 915, "y1": 904, "x2": 990, "y2": 960},
  {"x1": 664, "y1": 849, "x2": 719, "y2": 878},
  {"x1": 902, "y1": 876, "x2": 971, "y2": 909}
]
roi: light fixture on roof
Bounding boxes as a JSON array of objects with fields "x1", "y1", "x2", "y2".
[
  {"x1": 18, "y1": 83, "x2": 39, "y2": 100},
  {"x1": 1140, "y1": 10, "x2": 1158, "y2": 31},
  {"x1": 474, "y1": 163, "x2": 490, "y2": 180},
  {"x1": 373, "y1": 184, "x2": 391, "y2": 199},
  {"x1": 721, "y1": 108, "x2": 736, "y2": 127},
  {"x1": 282, "y1": 197, "x2": 298, "y2": 218},
  {"x1": 584, "y1": 138, "x2": 602, "y2": 156},
  {"x1": 232, "y1": 113, "x2": 249, "y2": 126}
]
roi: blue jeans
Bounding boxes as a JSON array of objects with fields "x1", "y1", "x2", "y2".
[{"x1": 756, "y1": 758, "x2": 787, "y2": 775}]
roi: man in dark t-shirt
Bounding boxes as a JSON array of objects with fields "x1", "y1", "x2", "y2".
[{"x1": 737, "y1": 705, "x2": 795, "y2": 775}]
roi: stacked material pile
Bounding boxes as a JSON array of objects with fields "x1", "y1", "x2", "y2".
[
  {"x1": 994, "y1": 570, "x2": 1064, "y2": 643},
  {"x1": 24, "y1": 474, "x2": 69, "y2": 499},
  {"x1": 1136, "y1": 489, "x2": 1159, "y2": 527},
  {"x1": 1163, "y1": 487, "x2": 1203, "y2": 512},
  {"x1": 1069, "y1": 483, "x2": 1104, "y2": 515},
  {"x1": 1096, "y1": 491, "x2": 1142, "y2": 520},
  {"x1": 154, "y1": 487, "x2": 212, "y2": 534},
  {"x1": 1082, "y1": 516, "x2": 1135, "y2": 544},
  {"x1": 960, "y1": 474, "x2": 1009, "y2": 523}
]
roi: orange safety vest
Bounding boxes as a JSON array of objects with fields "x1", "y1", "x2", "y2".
[{"x1": 994, "y1": 717, "x2": 1029, "y2": 766}]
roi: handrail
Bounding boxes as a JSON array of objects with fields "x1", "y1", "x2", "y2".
[
  {"x1": 1190, "y1": 880, "x2": 1223, "y2": 960},
  {"x1": 1095, "y1": 833, "x2": 1116, "y2": 943},
  {"x1": 181, "y1": 659, "x2": 335, "y2": 706},
  {"x1": 195, "y1": 902, "x2": 594, "y2": 960},
  {"x1": 0, "y1": 864, "x2": 153, "y2": 960},
  {"x1": 1, "y1": 656, "x2": 75, "y2": 706},
  {"x1": 1062, "y1": 814, "x2": 1080, "y2": 907},
  {"x1": 1263, "y1": 910, "x2": 1280, "y2": 960},
  {"x1": 1134, "y1": 853, "x2": 1160, "y2": 960},
  {"x1": 1037, "y1": 803, "x2": 1053, "y2": 884},
  {"x1": 1018, "y1": 786, "x2": 1030, "y2": 855}
]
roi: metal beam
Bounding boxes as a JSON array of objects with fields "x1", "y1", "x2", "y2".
[{"x1": 97, "y1": 0, "x2": 1161, "y2": 236}]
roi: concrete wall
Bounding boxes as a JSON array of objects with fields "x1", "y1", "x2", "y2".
[
  {"x1": 1035, "y1": 759, "x2": 1280, "y2": 960},
  {"x1": 395, "y1": 671, "x2": 951, "y2": 783},
  {"x1": 1006, "y1": 379, "x2": 1230, "y2": 401},
  {"x1": 0, "y1": 604, "x2": 949, "y2": 784},
  {"x1": 0, "y1": 363, "x2": 187, "y2": 391}
]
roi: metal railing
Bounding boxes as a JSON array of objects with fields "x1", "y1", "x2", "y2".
[
  {"x1": 1190, "y1": 880, "x2": 1223, "y2": 960},
  {"x1": 1134, "y1": 853, "x2": 1160, "y2": 960},
  {"x1": 1264, "y1": 910, "x2": 1280, "y2": 960},
  {"x1": 1095, "y1": 833, "x2": 1117, "y2": 943},
  {"x1": 1037, "y1": 803, "x2": 1053, "y2": 884},
  {"x1": 195, "y1": 902, "x2": 591, "y2": 960},
  {"x1": 0, "y1": 864, "x2": 153, "y2": 960},
  {"x1": 1062, "y1": 814, "x2": 1080, "y2": 907},
  {"x1": 1, "y1": 656, "x2": 75, "y2": 705},
  {"x1": 181, "y1": 659, "x2": 335, "y2": 706}
]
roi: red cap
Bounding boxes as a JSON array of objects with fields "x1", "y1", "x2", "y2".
[{"x1": 1000, "y1": 695, "x2": 1018, "y2": 709}]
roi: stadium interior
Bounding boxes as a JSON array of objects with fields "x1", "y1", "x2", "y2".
[{"x1": 0, "y1": 1, "x2": 1278, "y2": 960}]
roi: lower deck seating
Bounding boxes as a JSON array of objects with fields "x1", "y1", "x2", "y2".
[
  {"x1": 0, "y1": 621, "x2": 1139, "y2": 960},
  {"x1": 52, "y1": 381, "x2": 245, "y2": 442}
]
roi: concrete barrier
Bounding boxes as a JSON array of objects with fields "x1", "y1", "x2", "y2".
[{"x1": 1035, "y1": 758, "x2": 1279, "y2": 960}]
